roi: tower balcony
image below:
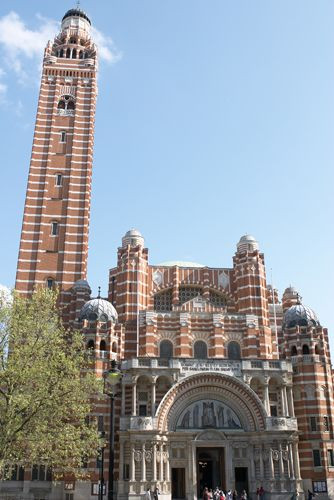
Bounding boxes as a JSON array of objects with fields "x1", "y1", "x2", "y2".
[{"x1": 57, "y1": 109, "x2": 75, "y2": 117}]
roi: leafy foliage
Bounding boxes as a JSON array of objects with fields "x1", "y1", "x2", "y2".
[{"x1": 0, "y1": 288, "x2": 102, "y2": 476}]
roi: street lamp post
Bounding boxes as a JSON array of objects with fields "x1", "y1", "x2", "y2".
[
  {"x1": 103, "y1": 360, "x2": 122, "y2": 500},
  {"x1": 98, "y1": 437, "x2": 105, "y2": 500}
]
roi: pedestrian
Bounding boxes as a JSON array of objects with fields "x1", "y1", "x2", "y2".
[
  {"x1": 203, "y1": 487, "x2": 210, "y2": 500},
  {"x1": 232, "y1": 490, "x2": 238, "y2": 500},
  {"x1": 145, "y1": 488, "x2": 151, "y2": 500},
  {"x1": 153, "y1": 487, "x2": 159, "y2": 500},
  {"x1": 240, "y1": 490, "x2": 247, "y2": 500},
  {"x1": 257, "y1": 486, "x2": 264, "y2": 500},
  {"x1": 226, "y1": 490, "x2": 233, "y2": 500},
  {"x1": 308, "y1": 490, "x2": 315, "y2": 500},
  {"x1": 220, "y1": 491, "x2": 226, "y2": 500}
]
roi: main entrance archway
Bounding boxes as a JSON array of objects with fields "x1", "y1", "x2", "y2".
[
  {"x1": 157, "y1": 373, "x2": 266, "y2": 499},
  {"x1": 156, "y1": 372, "x2": 266, "y2": 432}
]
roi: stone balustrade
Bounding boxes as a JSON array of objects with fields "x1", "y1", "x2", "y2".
[{"x1": 122, "y1": 357, "x2": 292, "y2": 374}]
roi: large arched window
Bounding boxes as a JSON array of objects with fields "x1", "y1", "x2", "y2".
[
  {"x1": 194, "y1": 340, "x2": 208, "y2": 359},
  {"x1": 87, "y1": 339, "x2": 95, "y2": 350},
  {"x1": 160, "y1": 340, "x2": 173, "y2": 359},
  {"x1": 57, "y1": 95, "x2": 75, "y2": 116},
  {"x1": 227, "y1": 341, "x2": 241, "y2": 360},
  {"x1": 302, "y1": 344, "x2": 310, "y2": 355},
  {"x1": 291, "y1": 345, "x2": 297, "y2": 356}
]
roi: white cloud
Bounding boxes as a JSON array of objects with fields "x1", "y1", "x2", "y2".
[
  {"x1": 0, "y1": 11, "x2": 121, "y2": 94},
  {"x1": 0, "y1": 11, "x2": 58, "y2": 83},
  {"x1": 91, "y1": 26, "x2": 122, "y2": 64}
]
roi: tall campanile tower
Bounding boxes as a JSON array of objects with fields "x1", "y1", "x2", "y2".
[{"x1": 15, "y1": 8, "x2": 97, "y2": 319}]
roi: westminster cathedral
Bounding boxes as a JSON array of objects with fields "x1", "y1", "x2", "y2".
[{"x1": 3, "y1": 6, "x2": 334, "y2": 500}]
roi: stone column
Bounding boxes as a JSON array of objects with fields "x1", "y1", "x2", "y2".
[
  {"x1": 287, "y1": 386, "x2": 295, "y2": 417},
  {"x1": 263, "y1": 381, "x2": 270, "y2": 414},
  {"x1": 191, "y1": 442, "x2": 197, "y2": 494},
  {"x1": 259, "y1": 446, "x2": 264, "y2": 478},
  {"x1": 279, "y1": 444, "x2": 284, "y2": 477},
  {"x1": 132, "y1": 383, "x2": 137, "y2": 416},
  {"x1": 280, "y1": 386, "x2": 286, "y2": 416},
  {"x1": 288, "y1": 443, "x2": 295, "y2": 479},
  {"x1": 142, "y1": 442, "x2": 146, "y2": 482},
  {"x1": 160, "y1": 443, "x2": 164, "y2": 482},
  {"x1": 269, "y1": 448, "x2": 275, "y2": 479},
  {"x1": 292, "y1": 442, "x2": 301, "y2": 480},
  {"x1": 151, "y1": 380, "x2": 156, "y2": 416},
  {"x1": 166, "y1": 446, "x2": 170, "y2": 482},
  {"x1": 121, "y1": 383, "x2": 126, "y2": 416},
  {"x1": 152, "y1": 442, "x2": 157, "y2": 482},
  {"x1": 283, "y1": 386, "x2": 289, "y2": 416},
  {"x1": 119, "y1": 440, "x2": 124, "y2": 481},
  {"x1": 249, "y1": 446, "x2": 256, "y2": 481},
  {"x1": 130, "y1": 445, "x2": 135, "y2": 481}
]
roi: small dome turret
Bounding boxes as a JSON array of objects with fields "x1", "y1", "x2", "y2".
[
  {"x1": 73, "y1": 279, "x2": 91, "y2": 290},
  {"x1": 79, "y1": 297, "x2": 117, "y2": 323},
  {"x1": 61, "y1": 7, "x2": 91, "y2": 37},
  {"x1": 62, "y1": 8, "x2": 91, "y2": 25},
  {"x1": 237, "y1": 234, "x2": 259, "y2": 253},
  {"x1": 122, "y1": 229, "x2": 144, "y2": 248},
  {"x1": 283, "y1": 298, "x2": 320, "y2": 329}
]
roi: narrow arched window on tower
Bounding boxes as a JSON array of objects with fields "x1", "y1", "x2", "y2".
[
  {"x1": 55, "y1": 174, "x2": 62, "y2": 187},
  {"x1": 194, "y1": 340, "x2": 208, "y2": 359},
  {"x1": 51, "y1": 222, "x2": 58, "y2": 236},
  {"x1": 57, "y1": 100, "x2": 65, "y2": 109},
  {"x1": 227, "y1": 341, "x2": 241, "y2": 360},
  {"x1": 66, "y1": 48, "x2": 71, "y2": 58},
  {"x1": 46, "y1": 278, "x2": 54, "y2": 290},
  {"x1": 160, "y1": 340, "x2": 173, "y2": 359},
  {"x1": 59, "y1": 48, "x2": 64, "y2": 58},
  {"x1": 79, "y1": 50, "x2": 83, "y2": 59},
  {"x1": 60, "y1": 131, "x2": 66, "y2": 143},
  {"x1": 72, "y1": 49, "x2": 77, "y2": 59}
]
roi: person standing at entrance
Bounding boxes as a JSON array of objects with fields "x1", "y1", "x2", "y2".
[
  {"x1": 226, "y1": 490, "x2": 232, "y2": 500},
  {"x1": 145, "y1": 488, "x2": 151, "y2": 500},
  {"x1": 203, "y1": 487, "x2": 210, "y2": 500}
]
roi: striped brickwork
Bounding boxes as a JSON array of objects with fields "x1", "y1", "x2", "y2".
[{"x1": 15, "y1": 18, "x2": 97, "y2": 323}]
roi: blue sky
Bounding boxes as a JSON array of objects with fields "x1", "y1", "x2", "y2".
[{"x1": 0, "y1": 1, "x2": 333, "y2": 344}]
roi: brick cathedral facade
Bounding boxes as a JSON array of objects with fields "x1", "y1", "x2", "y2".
[{"x1": 4, "y1": 7, "x2": 334, "y2": 500}]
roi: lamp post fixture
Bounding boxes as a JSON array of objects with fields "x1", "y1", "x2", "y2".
[
  {"x1": 98, "y1": 432, "x2": 106, "y2": 500},
  {"x1": 103, "y1": 359, "x2": 122, "y2": 500}
]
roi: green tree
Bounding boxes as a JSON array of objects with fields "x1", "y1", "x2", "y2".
[{"x1": 0, "y1": 287, "x2": 102, "y2": 476}]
